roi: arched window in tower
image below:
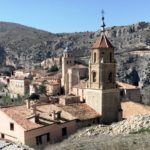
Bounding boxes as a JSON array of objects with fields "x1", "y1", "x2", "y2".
[
  {"x1": 92, "y1": 71, "x2": 96, "y2": 82},
  {"x1": 110, "y1": 52, "x2": 112, "y2": 63},
  {"x1": 108, "y1": 72, "x2": 113, "y2": 83},
  {"x1": 94, "y1": 52, "x2": 96, "y2": 63}
]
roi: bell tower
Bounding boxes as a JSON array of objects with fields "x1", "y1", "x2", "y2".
[
  {"x1": 89, "y1": 11, "x2": 116, "y2": 90},
  {"x1": 61, "y1": 47, "x2": 74, "y2": 94},
  {"x1": 86, "y1": 11, "x2": 122, "y2": 124}
]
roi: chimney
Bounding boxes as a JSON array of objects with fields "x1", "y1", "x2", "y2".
[
  {"x1": 31, "y1": 104, "x2": 37, "y2": 115},
  {"x1": 51, "y1": 110, "x2": 61, "y2": 120},
  {"x1": 26, "y1": 99, "x2": 30, "y2": 109}
]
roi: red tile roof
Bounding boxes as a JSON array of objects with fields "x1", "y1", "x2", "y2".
[
  {"x1": 1, "y1": 106, "x2": 42, "y2": 131},
  {"x1": 116, "y1": 81, "x2": 138, "y2": 90},
  {"x1": 92, "y1": 34, "x2": 114, "y2": 49},
  {"x1": 57, "y1": 103, "x2": 100, "y2": 120},
  {"x1": 0, "y1": 104, "x2": 74, "y2": 131},
  {"x1": 121, "y1": 101, "x2": 150, "y2": 119}
]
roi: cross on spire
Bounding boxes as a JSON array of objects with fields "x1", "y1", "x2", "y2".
[{"x1": 101, "y1": 9, "x2": 106, "y2": 33}]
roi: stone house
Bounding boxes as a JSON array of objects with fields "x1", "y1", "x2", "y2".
[
  {"x1": 30, "y1": 77, "x2": 61, "y2": 96},
  {"x1": 116, "y1": 81, "x2": 141, "y2": 102},
  {"x1": 8, "y1": 77, "x2": 30, "y2": 96},
  {"x1": 14, "y1": 70, "x2": 31, "y2": 78},
  {"x1": 0, "y1": 98, "x2": 99, "y2": 149}
]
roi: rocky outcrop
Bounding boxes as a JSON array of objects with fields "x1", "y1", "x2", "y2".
[{"x1": 75, "y1": 115, "x2": 150, "y2": 137}]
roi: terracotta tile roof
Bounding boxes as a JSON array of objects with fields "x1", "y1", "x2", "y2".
[
  {"x1": 121, "y1": 101, "x2": 150, "y2": 119},
  {"x1": 116, "y1": 81, "x2": 138, "y2": 90},
  {"x1": 1, "y1": 106, "x2": 42, "y2": 131},
  {"x1": 92, "y1": 34, "x2": 114, "y2": 49},
  {"x1": 0, "y1": 104, "x2": 75, "y2": 131},
  {"x1": 57, "y1": 103, "x2": 100, "y2": 120}
]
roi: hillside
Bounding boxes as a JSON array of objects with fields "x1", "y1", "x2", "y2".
[
  {"x1": 0, "y1": 21, "x2": 150, "y2": 103},
  {"x1": 0, "y1": 22, "x2": 93, "y2": 68}
]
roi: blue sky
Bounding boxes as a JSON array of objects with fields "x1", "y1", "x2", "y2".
[{"x1": 0, "y1": 0, "x2": 149, "y2": 33}]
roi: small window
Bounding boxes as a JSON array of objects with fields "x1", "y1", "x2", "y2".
[
  {"x1": 10, "y1": 123, "x2": 14, "y2": 131},
  {"x1": 108, "y1": 72, "x2": 113, "y2": 83},
  {"x1": 92, "y1": 72, "x2": 96, "y2": 82},
  {"x1": 110, "y1": 52, "x2": 112, "y2": 63},
  {"x1": 62, "y1": 127, "x2": 67, "y2": 137},
  {"x1": 120, "y1": 90, "x2": 124, "y2": 96},
  {"x1": 94, "y1": 52, "x2": 96, "y2": 63},
  {"x1": 66, "y1": 61, "x2": 68, "y2": 64},
  {"x1": 47, "y1": 133, "x2": 50, "y2": 142},
  {"x1": 70, "y1": 60, "x2": 71, "y2": 64},
  {"x1": 1, "y1": 134, "x2": 5, "y2": 139}
]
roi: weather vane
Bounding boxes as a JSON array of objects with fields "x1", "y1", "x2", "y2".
[{"x1": 101, "y1": 9, "x2": 106, "y2": 33}]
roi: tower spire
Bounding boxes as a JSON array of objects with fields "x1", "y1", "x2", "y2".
[{"x1": 101, "y1": 10, "x2": 106, "y2": 33}]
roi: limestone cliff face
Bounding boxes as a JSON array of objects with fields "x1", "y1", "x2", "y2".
[
  {"x1": 0, "y1": 21, "x2": 150, "y2": 103},
  {"x1": 0, "y1": 21, "x2": 149, "y2": 67}
]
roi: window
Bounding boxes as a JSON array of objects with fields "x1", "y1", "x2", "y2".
[
  {"x1": 36, "y1": 136, "x2": 42, "y2": 145},
  {"x1": 36, "y1": 133, "x2": 50, "y2": 145},
  {"x1": 1, "y1": 134, "x2": 5, "y2": 139},
  {"x1": 120, "y1": 90, "x2": 124, "y2": 96},
  {"x1": 62, "y1": 127, "x2": 67, "y2": 137},
  {"x1": 93, "y1": 52, "x2": 96, "y2": 63},
  {"x1": 47, "y1": 133, "x2": 50, "y2": 142},
  {"x1": 70, "y1": 60, "x2": 71, "y2": 64},
  {"x1": 110, "y1": 52, "x2": 112, "y2": 63},
  {"x1": 108, "y1": 72, "x2": 113, "y2": 83},
  {"x1": 10, "y1": 123, "x2": 14, "y2": 131},
  {"x1": 92, "y1": 72, "x2": 96, "y2": 82}
]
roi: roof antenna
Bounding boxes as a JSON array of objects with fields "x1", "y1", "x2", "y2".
[{"x1": 101, "y1": 9, "x2": 106, "y2": 33}]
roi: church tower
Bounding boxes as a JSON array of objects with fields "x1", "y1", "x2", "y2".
[
  {"x1": 86, "y1": 12, "x2": 122, "y2": 124},
  {"x1": 89, "y1": 13, "x2": 116, "y2": 90},
  {"x1": 61, "y1": 47, "x2": 74, "y2": 94}
]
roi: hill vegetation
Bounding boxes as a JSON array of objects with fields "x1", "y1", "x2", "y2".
[{"x1": 0, "y1": 21, "x2": 150, "y2": 103}]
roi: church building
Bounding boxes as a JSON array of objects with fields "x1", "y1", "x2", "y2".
[{"x1": 63, "y1": 14, "x2": 122, "y2": 124}]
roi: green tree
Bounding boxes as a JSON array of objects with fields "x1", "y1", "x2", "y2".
[
  {"x1": 48, "y1": 64, "x2": 59, "y2": 72},
  {"x1": 38, "y1": 84, "x2": 46, "y2": 94}
]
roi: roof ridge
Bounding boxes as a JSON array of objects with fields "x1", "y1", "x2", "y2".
[
  {"x1": 103, "y1": 35, "x2": 109, "y2": 47},
  {"x1": 92, "y1": 34, "x2": 114, "y2": 49}
]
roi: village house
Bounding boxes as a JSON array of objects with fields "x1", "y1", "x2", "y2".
[
  {"x1": 8, "y1": 77, "x2": 30, "y2": 96},
  {"x1": 0, "y1": 98, "x2": 99, "y2": 149},
  {"x1": 30, "y1": 75, "x2": 61, "y2": 96},
  {"x1": 14, "y1": 70, "x2": 31, "y2": 78},
  {"x1": 117, "y1": 81, "x2": 141, "y2": 102}
]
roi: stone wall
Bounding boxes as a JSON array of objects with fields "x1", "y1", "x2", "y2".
[
  {"x1": 59, "y1": 96, "x2": 80, "y2": 105},
  {"x1": 85, "y1": 89, "x2": 102, "y2": 114}
]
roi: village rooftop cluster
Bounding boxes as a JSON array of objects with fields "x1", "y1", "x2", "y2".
[{"x1": 0, "y1": 16, "x2": 141, "y2": 149}]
